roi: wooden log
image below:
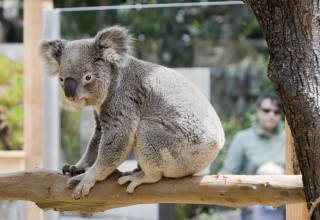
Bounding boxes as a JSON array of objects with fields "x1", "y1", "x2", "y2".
[{"x1": 0, "y1": 169, "x2": 305, "y2": 215}]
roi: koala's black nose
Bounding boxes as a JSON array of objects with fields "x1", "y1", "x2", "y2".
[{"x1": 64, "y1": 78, "x2": 77, "y2": 99}]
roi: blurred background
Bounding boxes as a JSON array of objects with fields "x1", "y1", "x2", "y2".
[{"x1": 0, "y1": 0, "x2": 275, "y2": 220}]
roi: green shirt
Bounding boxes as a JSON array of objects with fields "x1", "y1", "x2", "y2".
[{"x1": 220, "y1": 122, "x2": 285, "y2": 175}]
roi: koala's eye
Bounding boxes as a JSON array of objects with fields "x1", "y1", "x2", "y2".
[
  {"x1": 84, "y1": 73, "x2": 94, "y2": 83},
  {"x1": 85, "y1": 75, "x2": 92, "y2": 81},
  {"x1": 60, "y1": 78, "x2": 64, "y2": 82}
]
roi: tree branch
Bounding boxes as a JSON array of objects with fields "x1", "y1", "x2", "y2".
[{"x1": 0, "y1": 169, "x2": 305, "y2": 214}]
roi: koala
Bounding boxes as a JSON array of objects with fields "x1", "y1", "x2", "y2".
[{"x1": 39, "y1": 26, "x2": 225, "y2": 199}]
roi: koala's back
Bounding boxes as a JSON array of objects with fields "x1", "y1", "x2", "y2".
[
  {"x1": 128, "y1": 58, "x2": 225, "y2": 177},
  {"x1": 140, "y1": 60, "x2": 223, "y2": 143}
]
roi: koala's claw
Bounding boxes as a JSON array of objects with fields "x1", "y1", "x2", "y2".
[
  {"x1": 69, "y1": 166, "x2": 79, "y2": 176},
  {"x1": 62, "y1": 163, "x2": 80, "y2": 176},
  {"x1": 62, "y1": 163, "x2": 70, "y2": 175},
  {"x1": 62, "y1": 163, "x2": 88, "y2": 176}
]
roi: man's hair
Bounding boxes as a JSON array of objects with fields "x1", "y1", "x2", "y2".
[{"x1": 257, "y1": 92, "x2": 282, "y2": 110}]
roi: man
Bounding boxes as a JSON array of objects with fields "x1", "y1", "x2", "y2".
[{"x1": 220, "y1": 92, "x2": 285, "y2": 220}]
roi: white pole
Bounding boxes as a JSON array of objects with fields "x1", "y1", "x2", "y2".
[{"x1": 42, "y1": 9, "x2": 61, "y2": 220}]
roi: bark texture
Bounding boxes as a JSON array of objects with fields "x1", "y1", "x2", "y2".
[
  {"x1": 243, "y1": 1, "x2": 320, "y2": 219},
  {"x1": 0, "y1": 169, "x2": 305, "y2": 215}
]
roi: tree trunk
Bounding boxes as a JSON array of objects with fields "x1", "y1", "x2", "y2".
[
  {"x1": 243, "y1": 1, "x2": 320, "y2": 219},
  {"x1": 0, "y1": 169, "x2": 304, "y2": 215}
]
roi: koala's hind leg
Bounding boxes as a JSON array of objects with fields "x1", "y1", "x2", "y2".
[{"x1": 118, "y1": 170, "x2": 162, "y2": 193}]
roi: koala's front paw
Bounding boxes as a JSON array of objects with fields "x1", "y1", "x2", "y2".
[
  {"x1": 62, "y1": 163, "x2": 89, "y2": 176},
  {"x1": 67, "y1": 173, "x2": 96, "y2": 200}
]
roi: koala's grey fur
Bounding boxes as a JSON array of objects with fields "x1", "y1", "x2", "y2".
[{"x1": 39, "y1": 26, "x2": 225, "y2": 199}]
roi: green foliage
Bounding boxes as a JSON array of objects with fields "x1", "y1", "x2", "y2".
[
  {"x1": 0, "y1": 55, "x2": 81, "y2": 158},
  {"x1": 58, "y1": 2, "x2": 261, "y2": 67},
  {"x1": 60, "y1": 98, "x2": 82, "y2": 164},
  {"x1": 0, "y1": 56, "x2": 23, "y2": 150}
]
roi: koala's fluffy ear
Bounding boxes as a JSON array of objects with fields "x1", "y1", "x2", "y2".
[
  {"x1": 95, "y1": 26, "x2": 133, "y2": 65},
  {"x1": 39, "y1": 40, "x2": 67, "y2": 75}
]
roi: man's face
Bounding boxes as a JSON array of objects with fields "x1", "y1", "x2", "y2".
[{"x1": 257, "y1": 98, "x2": 281, "y2": 133}]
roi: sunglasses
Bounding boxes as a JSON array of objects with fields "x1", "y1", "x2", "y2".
[{"x1": 259, "y1": 108, "x2": 281, "y2": 115}]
